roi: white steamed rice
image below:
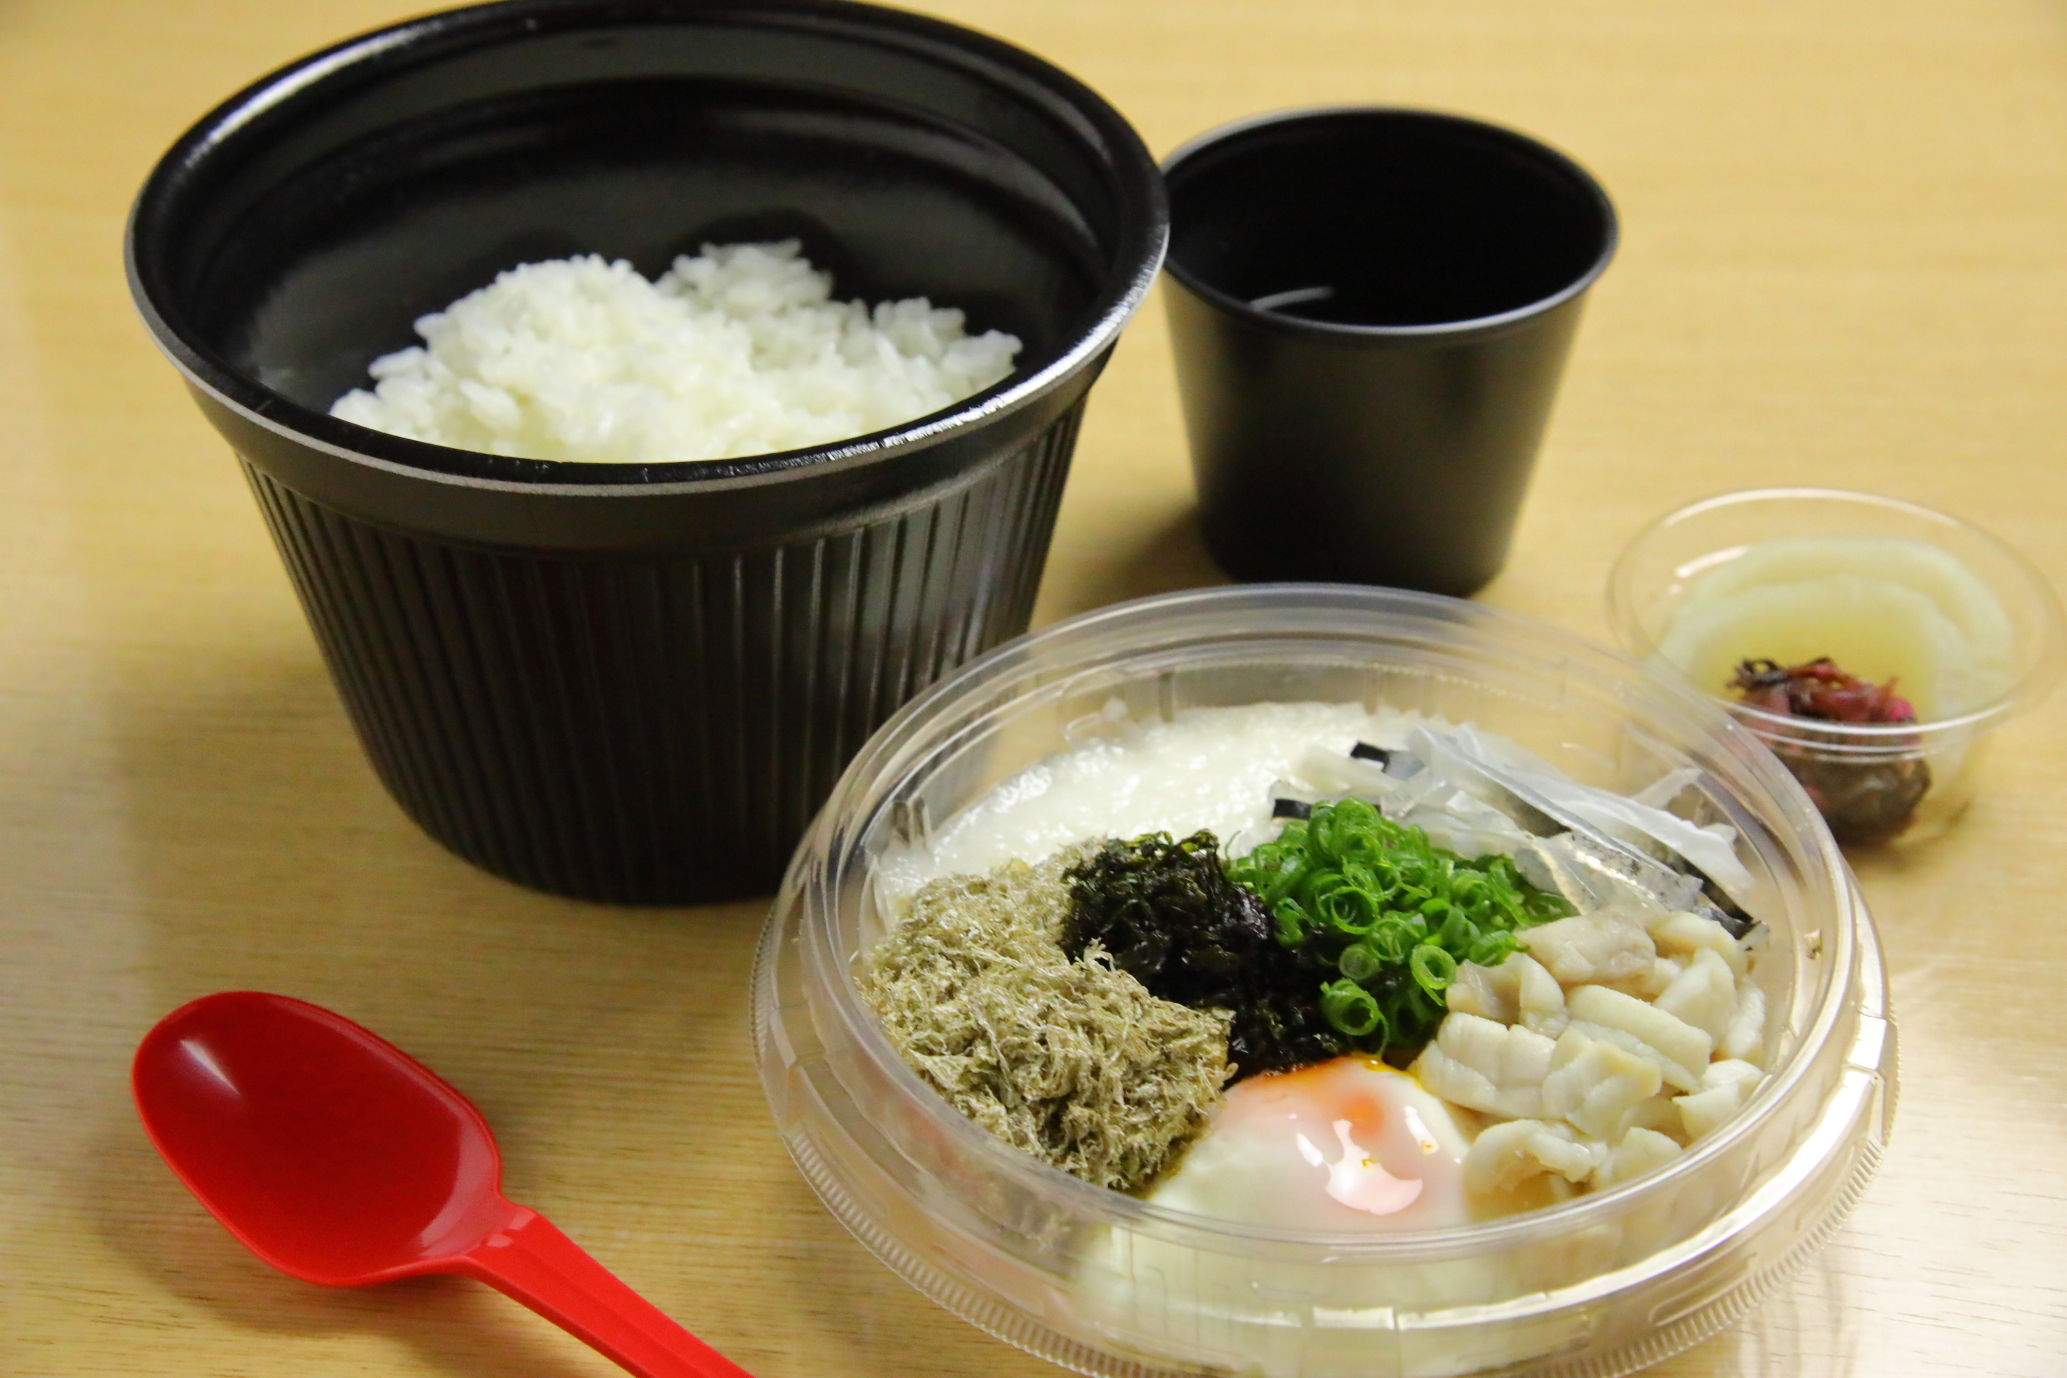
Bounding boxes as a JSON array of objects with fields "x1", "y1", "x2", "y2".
[{"x1": 329, "y1": 240, "x2": 1022, "y2": 464}]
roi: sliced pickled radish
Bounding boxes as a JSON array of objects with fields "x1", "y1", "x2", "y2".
[{"x1": 1660, "y1": 536, "x2": 2016, "y2": 719}]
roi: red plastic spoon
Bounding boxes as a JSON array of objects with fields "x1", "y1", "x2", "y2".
[{"x1": 131, "y1": 990, "x2": 753, "y2": 1378}]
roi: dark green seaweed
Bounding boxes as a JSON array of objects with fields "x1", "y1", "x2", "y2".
[
  {"x1": 1061, "y1": 832, "x2": 1347, "y2": 1079},
  {"x1": 1064, "y1": 805, "x2": 1577, "y2": 1080}
]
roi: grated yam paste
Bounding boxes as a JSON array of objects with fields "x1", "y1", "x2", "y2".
[{"x1": 858, "y1": 848, "x2": 1229, "y2": 1193}]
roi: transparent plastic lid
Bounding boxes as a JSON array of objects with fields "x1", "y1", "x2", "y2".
[{"x1": 756, "y1": 586, "x2": 1894, "y2": 1378}]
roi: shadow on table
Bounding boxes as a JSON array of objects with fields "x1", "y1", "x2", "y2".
[
  {"x1": 1671, "y1": 1241, "x2": 1862, "y2": 1376},
  {"x1": 1041, "y1": 503, "x2": 1231, "y2": 621},
  {"x1": 87, "y1": 1112, "x2": 612, "y2": 1378},
  {"x1": 75, "y1": 641, "x2": 773, "y2": 1373},
  {"x1": 95, "y1": 640, "x2": 757, "y2": 1093},
  {"x1": 752, "y1": 1166, "x2": 1069, "y2": 1378}
]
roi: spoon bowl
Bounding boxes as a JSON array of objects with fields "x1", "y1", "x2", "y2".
[{"x1": 134, "y1": 991, "x2": 750, "y2": 1378}]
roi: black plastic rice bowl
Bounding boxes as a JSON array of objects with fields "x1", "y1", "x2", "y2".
[{"x1": 127, "y1": 0, "x2": 1167, "y2": 903}]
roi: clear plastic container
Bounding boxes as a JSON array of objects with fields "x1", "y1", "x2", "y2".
[
  {"x1": 754, "y1": 585, "x2": 1894, "y2": 1378},
  {"x1": 1608, "y1": 488, "x2": 2067, "y2": 846}
]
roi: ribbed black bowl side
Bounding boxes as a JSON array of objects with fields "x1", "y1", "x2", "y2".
[{"x1": 240, "y1": 401, "x2": 1081, "y2": 904}]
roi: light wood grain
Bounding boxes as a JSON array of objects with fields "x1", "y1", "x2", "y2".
[{"x1": 3, "y1": 1, "x2": 2064, "y2": 1375}]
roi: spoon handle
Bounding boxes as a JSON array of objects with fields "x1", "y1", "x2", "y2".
[{"x1": 458, "y1": 1206, "x2": 755, "y2": 1378}]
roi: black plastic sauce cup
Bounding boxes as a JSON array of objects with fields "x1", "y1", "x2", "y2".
[
  {"x1": 127, "y1": 0, "x2": 1165, "y2": 903},
  {"x1": 1163, "y1": 107, "x2": 1616, "y2": 596}
]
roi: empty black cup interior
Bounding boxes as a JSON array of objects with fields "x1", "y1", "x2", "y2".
[
  {"x1": 135, "y1": 9, "x2": 1126, "y2": 479},
  {"x1": 1167, "y1": 110, "x2": 1612, "y2": 328}
]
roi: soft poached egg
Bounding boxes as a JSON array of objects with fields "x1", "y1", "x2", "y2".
[{"x1": 1147, "y1": 1056, "x2": 1473, "y2": 1232}]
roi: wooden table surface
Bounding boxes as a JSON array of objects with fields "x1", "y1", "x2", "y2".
[{"x1": 4, "y1": 1, "x2": 2064, "y2": 1374}]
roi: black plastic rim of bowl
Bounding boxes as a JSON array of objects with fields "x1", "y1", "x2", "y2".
[
  {"x1": 126, "y1": 0, "x2": 1168, "y2": 496},
  {"x1": 1160, "y1": 105, "x2": 1617, "y2": 343}
]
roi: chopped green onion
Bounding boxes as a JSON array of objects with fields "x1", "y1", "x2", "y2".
[
  {"x1": 1338, "y1": 941, "x2": 1388, "y2": 984},
  {"x1": 1365, "y1": 916, "x2": 1419, "y2": 963},
  {"x1": 1466, "y1": 930, "x2": 1521, "y2": 967},
  {"x1": 1273, "y1": 897, "x2": 1313, "y2": 946},
  {"x1": 1318, "y1": 885, "x2": 1384, "y2": 937},
  {"x1": 1320, "y1": 979, "x2": 1384, "y2": 1038},
  {"x1": 1226, "y1": 798, "x2": 1570, "y2": 1055},
  {"x1": 1409, "y1": 943, "x2": 1458, "y2": 998}
]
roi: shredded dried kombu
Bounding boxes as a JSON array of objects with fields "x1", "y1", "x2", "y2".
[
  {"x1": 857, "y1": 848, "x2": 1230, "y2": 1194},
  {"x1": 1062, "y1": 831, "x2": 1349, "y2": 1080}
]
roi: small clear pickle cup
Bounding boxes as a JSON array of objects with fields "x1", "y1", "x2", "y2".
[{"x1": 1609, "y1": 488, "x2": 2067, "y2": 846}]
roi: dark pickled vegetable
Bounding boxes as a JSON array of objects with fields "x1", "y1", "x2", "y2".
[
  {"x1": 1730, "y1": 658, "x2": 1931, "y2": 844},
  {"x1": 1731, "y1": 657, "x2": 1918, "y2": 724}
]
